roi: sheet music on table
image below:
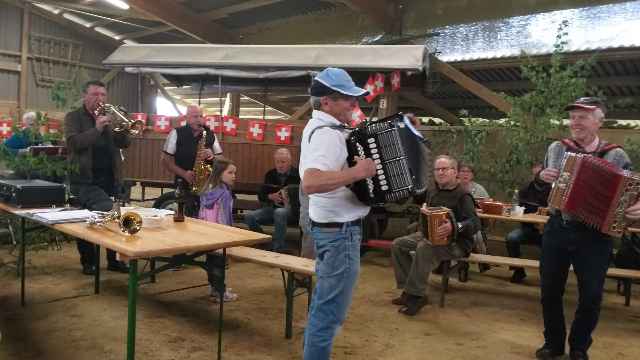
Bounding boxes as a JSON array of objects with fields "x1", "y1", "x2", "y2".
[{"x1": 30, "y1": 209, "x2": 96, "y2": 224}]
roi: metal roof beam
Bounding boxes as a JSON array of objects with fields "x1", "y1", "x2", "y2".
[{"x1": 204, "y1": 0, "x2": 284, "y2": 20}]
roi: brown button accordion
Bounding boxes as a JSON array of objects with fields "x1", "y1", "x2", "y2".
[
  {"x1": 420, "y1": 206, "x2": 451, "y2": 246},
  {"x1": 548, "y1": 152, "x2": 640, "y2": 237}
]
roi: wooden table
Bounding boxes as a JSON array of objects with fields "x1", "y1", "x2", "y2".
[
  {"x1": 0, "y1": 202, "x2": 270, "y2": 360},
  {"x1": 479, "y1": 211, "x2": 640, "y2": 233}
]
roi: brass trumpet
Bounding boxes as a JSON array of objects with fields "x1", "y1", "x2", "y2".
[
  {"x1": 94, "y1": 103, "x2": 145, "y2": 136},
  {"x1": 87, "y1": 210, "x2": 143, "y2": 235}
]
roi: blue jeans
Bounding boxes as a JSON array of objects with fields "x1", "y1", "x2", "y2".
[
  {"x1": 303, "y1": 223, "x2": 361, "y2": 360},
  {"x1": 244, "y1": 206, "x2": 290, "y2": 250},
  {"x1": 540, "y1": 213, "x2": 613, "y2": 354}
]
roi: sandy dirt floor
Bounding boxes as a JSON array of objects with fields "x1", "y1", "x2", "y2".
[{"x1": 1, "y1": 187, "x2": 639, "y2": 359}]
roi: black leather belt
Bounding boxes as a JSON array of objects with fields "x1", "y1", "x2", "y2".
[{"x1": 311, "y1": 219, "x2": 361, "y2": 228}]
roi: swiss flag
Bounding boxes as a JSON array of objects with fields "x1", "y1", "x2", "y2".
[
  {"x1": 152, "y1": 115, "x2": 171, "y2": 133},
  {"x1": 364, "y1": 73, "x2": 385, "y2": 103},
  {"x1": 205, "y1": 115, "x2": 222, "y2": 133},
  {"x1": 246, "y1": 120, "x2": 266, "y2": 141},
  {"x1": 0, "y1": 119, "x2": 13, "y2": 138},
  {"x1": 130, "y1": 113, "x2": 147, "y2": 123},
  {"x1": 350, "y1": 103, "x2": 367, "y2": 127},
  {"x1": 390, "y1": 70, "x2": 401, "y2": 92},
  {"x1": 47, "y1": 119, "x2": 62, "y2": 134},
  {"x1": 274, "y1": 124, "x2": 293, "y2": 144},
  {"x1": 222, "y1": 116, "x2": 239, "y2": 136}
]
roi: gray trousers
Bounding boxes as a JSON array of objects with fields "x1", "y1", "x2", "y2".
[{"x1": 391, "y1": 232, "x2": 466, "y2": 297}]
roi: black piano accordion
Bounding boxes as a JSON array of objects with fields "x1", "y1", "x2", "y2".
[
  {"x1": 346, "y1": 113, "x2": 430, "y2": 206},
  {"x1": 549, "y1": 152, "x2": 640, "y2": 237}
]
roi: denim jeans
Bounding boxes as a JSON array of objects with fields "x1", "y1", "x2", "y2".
[
  {"x1": 244, "y1": 206, "x2": 291, "y2": 250},
  {"x1": 506, "y1": 224, "x2": 542, "y2": 273},
  {"x1": 303, "y1": 223, "x2": 361, "y2": 360},
  {"x1": 540, "y1": 213, "x2": 613, "y2": 354}
]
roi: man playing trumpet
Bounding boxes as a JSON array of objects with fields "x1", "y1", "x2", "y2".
[
  {"x1": 64, "y1": 80, "x2": 131, "y2": 275},
  {"x1": 391, "y1": 155, "x2": 480, "y2": 316}
]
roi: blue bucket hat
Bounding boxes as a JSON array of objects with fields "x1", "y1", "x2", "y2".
[{"x1": 311, "y1": 67, "x2": 369, "y2": 97}]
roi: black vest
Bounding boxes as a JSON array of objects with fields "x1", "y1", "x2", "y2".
[{"x1": 174, "y1": 125, "x2": 216, "y2": 182}]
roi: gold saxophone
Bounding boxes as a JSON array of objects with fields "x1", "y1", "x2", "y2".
[
  {"x1": 192, "y1": 129, "x2": 213, "y2": 193},
  {"x1": 94, "y1": 102, "x2": 145, "y2": 136}
]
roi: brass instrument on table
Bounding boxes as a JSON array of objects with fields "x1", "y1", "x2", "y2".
[
  {"x1": 94, "y1": 103, "x2": 145, "y2": 136},
  {"x1": 87, "y1": 210, "x2": 143, "y2": 235},
  {"x1": 192, "y1": 129, "x2": 213, "y2": 193}
]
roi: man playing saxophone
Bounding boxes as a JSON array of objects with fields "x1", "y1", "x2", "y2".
[
  {"x1": 65, "y1": 80, "x2": 131, "y2": 275},
  {"x1": 162, "y1": 105, "x2": 223, "y2": 217}
]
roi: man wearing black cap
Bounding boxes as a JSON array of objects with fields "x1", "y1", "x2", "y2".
[
  {"x1": 535, "y1": 97, "x2": 631, "y2": 360},
  {"x1": 299, "y1": 68, "x2": 376, "y2": 360}
]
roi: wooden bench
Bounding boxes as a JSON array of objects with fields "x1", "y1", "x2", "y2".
[
  {"x1": 446, "y1": 254, "x2": 640, "y2": 306},
  {"x1": 226, "y1": 246, "x2": 315, "y2": 339}
]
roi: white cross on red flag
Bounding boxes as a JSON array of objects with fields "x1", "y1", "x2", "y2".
[
  {"x1": 223, "y1": 116, "x2": 239, "y2": 136},
  {"x1": 152, "y1": 115, "x2": 171, "y2": 133},
  {"x1": 246, "y1": 120, "x2": 266, "y2": 141},
  {"x1": 350, "y1": 103, "x2": 367, "y2": 127},
  {"x1": 390, "y1": 70, "x2": 401, "y2": 92},
  {"x1": 130, "y1": 113, "x2": 147, "y2": 123},
  {"x1": 274, "y1": 123, "x2": 293, "y2": 144},
  {"x1": 0, "y1": 119, "x2": 13, "y2": 138},
  {"x1": 364, "y1": 73, "x2": 385, "y2": 103},
  {"x1": 204, "y1": 115, "x2": 222, "y2": 133}
]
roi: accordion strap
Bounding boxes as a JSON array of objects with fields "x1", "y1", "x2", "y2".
[
  {"x1": 560, "y1": 138, "x2": 621, "y2": 158},
  {"x1": 308, "y1": 124, "x2": 350, "y2": 143}
]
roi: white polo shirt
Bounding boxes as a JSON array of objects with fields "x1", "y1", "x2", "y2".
[{"x1": 299, "y1": 110, "x2": 370, "y2": 223}]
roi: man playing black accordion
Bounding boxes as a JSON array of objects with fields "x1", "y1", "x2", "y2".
[
  {"x1": 535, "y1": 97, "x2": 634, "y2": 360},
  {"x1": 391, "y1": 155, "x2": 480, "y2": 316}
]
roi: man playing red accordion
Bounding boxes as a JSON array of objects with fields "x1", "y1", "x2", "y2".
[{"x1": 536, "y1": 97, "x2": 635, "y2": 360}]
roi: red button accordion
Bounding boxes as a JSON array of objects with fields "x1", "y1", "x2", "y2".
[{"x1": 548, "y1": 152, "x2": 640, "y2": 236}]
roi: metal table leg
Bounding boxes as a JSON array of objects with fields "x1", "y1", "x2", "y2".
[
  {"x1": 217, "y1": 249, "x2": 226, "y2": 360},
  {"x1": 126, "y1": 260, "x2": 139, "y2": 360},
  {"x1": 94, "y1": 245, "x2": 101, "y2": 294},
  {"x1": 20, "y1": 217, "x2": 26, "y2": 307}
]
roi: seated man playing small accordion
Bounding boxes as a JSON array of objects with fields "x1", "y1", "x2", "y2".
[{"x1": 391, "y1": 155, "x2": 480, "y2": 316}]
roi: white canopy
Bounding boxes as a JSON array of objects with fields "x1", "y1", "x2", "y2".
[{"x1": 103, "y1": 44, "x2": 428, "y2": 78}]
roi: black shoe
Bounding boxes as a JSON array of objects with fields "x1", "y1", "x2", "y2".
[
  {"x1": 107, "y1": 261, "x2": 130, "y2": 273},
  {"x1": 478, "y1": 263, "x2": 491, "y2": 273},
  {"x1": 510, "y1": 269, "x2": 527, "y2": 284},
  {"x1": 569, "y1": 350, "x2": 589, "y2": 360},
  {"x1": 82, "y1": 264, "x2": 96, "y2": 276},
  {"x1": 391, "y1": 292, "x2": 408, "y2": 306},
  {"x1": 398, "y1": 294, "x2": 428, "y2": 316},
  {"x1": 535, "y1": 345, "x2": 564, "y2": 359}
]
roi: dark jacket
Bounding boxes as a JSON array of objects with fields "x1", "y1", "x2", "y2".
[
  {"x1": 519, "y1": 175, "x2": 551, "y2": 214},
  {"x1": 259, "y1": 167, "x2": 301, "y2": 205},
  {"x1": 64, "y1": 106, "x2": 130, "y2": 185}
]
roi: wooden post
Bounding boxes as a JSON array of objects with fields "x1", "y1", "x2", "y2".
[
  {"x1": 18, "y1": 3, "x2": 31, "y2": 119},
  {"x1": 377, "y1": 91, "x2": 399, "y2": 118},
  {"x1": 228, "y1": 93, "x2": 240, "y2": 116}
]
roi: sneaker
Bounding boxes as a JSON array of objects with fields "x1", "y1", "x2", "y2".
[
  {"x1": 510, "y1": 268, "x2": 527, "y2": 284},
  {"x1": 391, "y1": 292, "x2": 408, "y2": 306},
  {"x1": 535, "y1": 345, "x2": 564, "y2": 359},
  {"x1": 81, "y1": 264, "x2": 96, "y2": 276},
  {"x1": 209, "y1": 288, "x2": 239, "y2": 303},
  {"x1": 569, "y1": 350, "x2": 589, "y2": 360},
  {"x1": 398, "y1": 294, "x2": 428, "y2": 316}
]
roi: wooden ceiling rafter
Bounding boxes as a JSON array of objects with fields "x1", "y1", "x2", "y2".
[
  {"x1": 204, "y1": 0, "x2": 284, "y2": 20},
  {"x1": 127, "y1": 0, "x2": 237, "y2": 44}
]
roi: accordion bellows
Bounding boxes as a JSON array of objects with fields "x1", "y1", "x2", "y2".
[
  {"x1": 421, "y1": 207, "x2": 451, "y2": 246},
  {"x1": 549, "y1": 153, "x2": 640, "y2": 237},
  {"x1": 346, "y1": 113, "x2": 429, "y2": 206}
]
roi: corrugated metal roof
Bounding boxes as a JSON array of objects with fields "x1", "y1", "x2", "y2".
[{"x1": 427, "y1": 0, "x2": 640, "y2": 62}]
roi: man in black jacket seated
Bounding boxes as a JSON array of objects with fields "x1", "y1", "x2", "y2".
[
  {"x1": 244, "y1": 148, "x2": 300, "y2": 252},
  {"x1": 391, "y1": 155, "x2": 480, "y2": 316},
  {"x1": 506, "y1": 163, "x2": 551, "y2": 283}
]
